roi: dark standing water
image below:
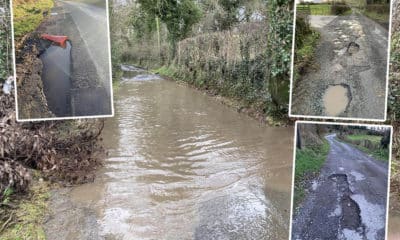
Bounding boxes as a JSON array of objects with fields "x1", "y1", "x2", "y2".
[
  {"x1": 40, "y1": 41, "x2": 72, "y2": 116},
  {"x1": 68, "y1": 68, "x2": 294, "y2": 239}
]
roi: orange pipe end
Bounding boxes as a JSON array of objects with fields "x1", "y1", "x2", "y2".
[{"x1": 41, "y1": 34, "x2": 68, "y2": 47}]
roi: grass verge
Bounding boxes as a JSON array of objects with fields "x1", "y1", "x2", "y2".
[
  {"x1": 293, "y1": 140, "x2": 330, "y2": 211},
  {"x1": 13, "y1": 0, "x2": 54, "y2": 39},
  {"x1": 343, "y1": 134, "x2": 389, "y2": 162},
  {"x1": 294, "y1": 16, "x2": 320, "y2": 85},
  {"x1": 0, "y1": 178, "x2": 50, "y2": 240}
]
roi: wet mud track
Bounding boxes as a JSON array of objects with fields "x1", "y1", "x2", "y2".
[
  {"x1": 291, "y1": 14, "x2": 388, "y2": 119},
  {"x1": 292, "y1": 134, "x2": 389, "y2": 240}
]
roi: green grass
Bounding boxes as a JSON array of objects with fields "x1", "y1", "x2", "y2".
[
  {"x1": 13, "y1": 0, "x2": 54, "y2": 39},
  {"x1": 0, "y1": 181, "x2": 50, "y2": 240},
  {"x1": 293, "y1": 141, "x2": 330, "y2": 210},
  {"x1": 346, "y1": 134, "x2": 382, "y2": 143},
  {"x1": 363, "y1": 10, "x2": 389, "y2": 26},
  {"x1": 294, "y1": 25, "x2": 320, "y2": 83},
  {"x1": 297, "y1": 4, "x2": 332, "y2": 16},
  {"x1": 344, "y1": 134, "x2": 389, "y2": 162},
  {"x1": 153, "y1": 65, "x2": 178, "y2": 78},
  {"x1": 309, "y1": 4, "x2": 332, "y2": 15}
]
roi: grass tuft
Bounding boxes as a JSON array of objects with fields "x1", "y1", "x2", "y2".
[
  {"x1": 13, "y1": 0, "x2": 54, "y2": 39},
  {"x1": 293, "y1": 141, "x2": 330, "y2": 210}
]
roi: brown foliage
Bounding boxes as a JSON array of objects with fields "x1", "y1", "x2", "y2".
[{"x1": 0, "y1": 92, "x2": 104, "y2": 200}]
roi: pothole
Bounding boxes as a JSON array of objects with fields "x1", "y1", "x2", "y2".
[
  {"x1": 347, "y1": 42, "x2": 360, "y2": 55},
  {"x1": 323, "y1": 84, "x2": 351, "y2": 116},
  {"x1": 329, "y1": 173, "x2": 364, "y2": 236}
]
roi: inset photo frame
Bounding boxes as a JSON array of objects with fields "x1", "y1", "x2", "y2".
[
  {"x1": 290, "y1": 121, "x2": 392, "y2": 240},
  {"x1": 289, "y1": 1, "x2": 392, "y2": 121},
  {"x1": 11, "y1": 0, "x2": 114, "y2": 121}
]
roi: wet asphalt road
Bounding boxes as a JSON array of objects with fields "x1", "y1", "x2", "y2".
[
  {"x1": 40, "y1": 0, "x2": 112, "y2": 116},
  {"x1": 291, "y1": 13, "x2": 388, "y2": 119},
  {"x1": 61, "y1": 0, "x2": 111, "y2": 92},
  {"x1": 292, "y1": 134, "x2": 389, "y2": 240}
]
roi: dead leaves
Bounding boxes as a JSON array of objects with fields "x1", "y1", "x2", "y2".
[{"x1": 0, "y1": 92, "x2": 104, "y2": 200}]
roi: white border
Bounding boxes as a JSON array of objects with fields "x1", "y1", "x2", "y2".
[
  {"x1": 10, "y1": 0, "x2": 115, "y2": 122},
  {"x1": 288, "y1": 2, "x2": 393, "y2": 122},
  {"x1": 289, "y1": 120, "x2": 393, "y2": 240}
]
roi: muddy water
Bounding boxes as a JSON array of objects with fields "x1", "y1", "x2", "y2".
[
  {"x1": 70, "y1": 70, "x2": 293, "y2": 239},
  {"x1": 40, "y1": 41, "x2": 72, "y2": 116},
  {"x1": 323, "y1": 85, "x2": 349, "y2": 116},
  {"x1": 388, "y1": 215, "x2": 400, "y2": 240}
]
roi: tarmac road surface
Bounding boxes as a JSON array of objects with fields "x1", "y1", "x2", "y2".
[
  {"x1": 61, "y1": 0, "x2": 111, "y2": 92},
  {"x1": 292, "y1": 134, "x2": 389, "y2": 240}
]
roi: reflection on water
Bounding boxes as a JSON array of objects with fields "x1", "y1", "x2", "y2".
[
  {"x1": 40, "y1": 41, "x2": 72, "y2": 116},
  {"x1": 71, "y1": 71, "x2": 293, "y2": 239}
]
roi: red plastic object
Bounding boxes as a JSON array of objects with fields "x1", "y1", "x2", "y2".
[{"x1": 41, "y1": 34, "x2": 68, "y2": 48}]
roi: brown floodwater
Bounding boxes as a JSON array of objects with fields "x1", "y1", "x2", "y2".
[
  {"x1": 323, "y1": 84, "x2": 350, "y2": 116},
  {"x1": 388, "y1": 214, "x2": 400, "y2": 240},
  {"x1": 69, "y1": 69, "x2": 294, "y2": 239}
]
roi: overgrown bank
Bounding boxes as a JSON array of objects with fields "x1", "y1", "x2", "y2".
[
  {"x1": 389, "y1": 0, "x2": 400, "y2": 212},
  {"x1": 293, "y1": 124, "x2": 330, "y2": 211},
  {"x1": 110, "y1": 0, "x2": 293, "y2": 122},
  {"x1": 0, "y1": 91, "x2": 105, "y2": 238},
  {"x1": 338, "y1": 133, "x2": 390, "y2": 162},
  {"x1": 293, "y1": 14, "x2": 320, "y2": 87}
]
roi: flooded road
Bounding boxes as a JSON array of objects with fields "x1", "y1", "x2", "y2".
[
  {"x1": 388, "y1": 214, "x2": 400, "y2": 240},
  {"x1": 45, "y1": 68, "x2": 293, "y2": 239}
]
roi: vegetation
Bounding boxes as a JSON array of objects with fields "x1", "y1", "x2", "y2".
[
  {"x1": 0, "y1": 180, "x2": 50, "y2": 240},
  {"x1": 342, "y1": 133, "x2": 390, "y2": 162},
  {"x1": 296, "y1": 2, "x2": 351, "y2": 16},
  {"x1": 363, "y1": 4, "x2": 390, "y2": 27},
  {"x1": 110, "y1": 0, "x2": 294, "y2": 121},
  {"x1": 293, "y1": 15, "x2": 320, "y2": 85},
  {"x1": 12, "y1": 0, "x2": 54, "y2": 39},
  {"x1": 0, "y1": 0, "x2": 12, "y2": 82},
  {"x1": 293, "y1": 141, "x2": 330, "y2": 210}
]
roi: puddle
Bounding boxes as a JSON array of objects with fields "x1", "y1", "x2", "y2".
[
  {"x1": 323, "y1": 84, "x2": 350, "y2": 116},
  {"x1": 40, "y1": 41, "x2": 72, "y2": 116},
  {"x1": 351, "y1": 194, "x2": 386, "y2": 240}
]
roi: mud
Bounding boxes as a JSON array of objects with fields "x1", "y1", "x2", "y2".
[
  {"x1": 15, "y1": 36, "x2": 54, "y2": 119},
  {"x1": 388, "y1": 214, "x2": 400, "y2": 240},
  {"x1": 323, "y1": 84, "x2": 351, "y2": 116}
]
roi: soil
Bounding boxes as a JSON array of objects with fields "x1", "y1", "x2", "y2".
[{"x1": 15, "y1": 35, "x2": 54, "y2": 119}]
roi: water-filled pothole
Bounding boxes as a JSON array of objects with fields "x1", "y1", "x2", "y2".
[
  {"x1": 40, "y1": 41, "x2": 72, "y2": 116},
  {"x1": 323, "y1": 84, "x2": 351, "y2": 116}
]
